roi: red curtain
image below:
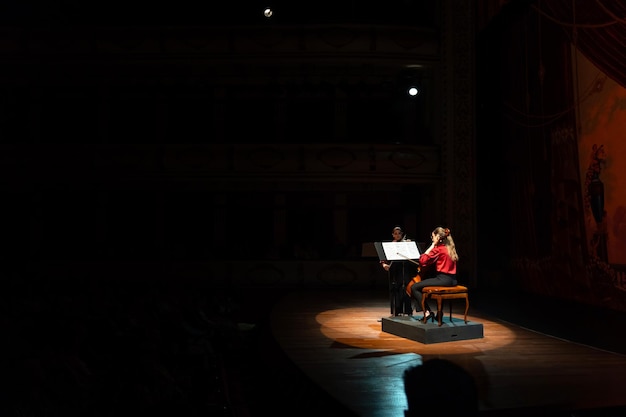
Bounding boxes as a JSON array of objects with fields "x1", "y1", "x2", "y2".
[{"x1": 538, "y1": 0, "x2": 626, "y2": 88}]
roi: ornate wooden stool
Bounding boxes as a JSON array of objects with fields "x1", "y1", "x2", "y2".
[{"x1": 420, "y1": 285, "x2": 469, "y2": 326}]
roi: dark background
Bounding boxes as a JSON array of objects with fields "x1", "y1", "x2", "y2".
[{"x1": 2, "y1": 1, "x2": 626, "y2": 415}]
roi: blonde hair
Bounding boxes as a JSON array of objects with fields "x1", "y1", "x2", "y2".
[{"x1": 433, "y1": 226, "x2": 459, "y2": 262}]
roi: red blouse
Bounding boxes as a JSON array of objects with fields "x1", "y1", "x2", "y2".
[{"x1": 419, "y1": 244, "x2": 456, "y2": 275}]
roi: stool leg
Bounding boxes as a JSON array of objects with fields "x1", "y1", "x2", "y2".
[
  {"x1": 436, "y1": 298, "x2": 443, "y2": 326},
  {"x1": 464, "y1": 295, "x2": 469, "y2": 324}
]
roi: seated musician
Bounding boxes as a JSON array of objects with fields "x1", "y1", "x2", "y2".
[{"x1": 408, "y1": 226, "x2": 459, "y2": 322}]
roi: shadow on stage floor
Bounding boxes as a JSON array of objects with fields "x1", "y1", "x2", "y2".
[{"x1": 249, "y1": 287, "x2": 626, "y2": 417}]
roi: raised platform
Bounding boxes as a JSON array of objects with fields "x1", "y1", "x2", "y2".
[{"x1": 381, "y1": 315, "x2": 484, "y2": 344}]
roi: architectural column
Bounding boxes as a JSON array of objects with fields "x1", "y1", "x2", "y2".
[{"x1": 442, "y1": 0, "x2": 477, "y2": 285}]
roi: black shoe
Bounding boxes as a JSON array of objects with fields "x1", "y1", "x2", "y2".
[{"x1": 422, "y1": 310, "x2": 435, "y2": 323}]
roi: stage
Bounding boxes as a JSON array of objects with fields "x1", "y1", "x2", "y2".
[
  {"x1": 381, "y1": 314, "x2": 484, "y2": 344},
  {"x1": 266, "y1": 288, "x2": 626, "y2": 417}
]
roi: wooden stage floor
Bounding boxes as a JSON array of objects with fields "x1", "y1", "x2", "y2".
[{"x1": 260, "y1": 288, "x2": 626, "y2": 417}]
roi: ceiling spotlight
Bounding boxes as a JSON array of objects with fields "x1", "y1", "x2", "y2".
[
  {"x1": 264, "y1": 8, "x2": 273, "y2": 18},
  {"x1": 407, "y1": 86, "x2": 420, "y2": 97}
]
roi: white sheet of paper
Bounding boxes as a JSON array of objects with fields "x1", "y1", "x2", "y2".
[{"x1": 381, "y1": 241, "x2": 420, "y2": 261}]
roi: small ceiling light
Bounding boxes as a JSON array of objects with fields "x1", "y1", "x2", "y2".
[
  {"x1": 407, "y1": 86, "x2": 420, "y2": 97},
  {"x1": 264, "y1": 8, "x2": 273, "y2": 18}
]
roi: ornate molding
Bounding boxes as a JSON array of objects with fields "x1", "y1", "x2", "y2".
[{"x1": 0, "y1": 25, "x2": 439, "y2": 63}]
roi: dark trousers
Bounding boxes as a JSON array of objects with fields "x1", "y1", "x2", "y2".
[
  {"x1": 388, "y1": 260, "x2": 415, "y2": 315},
  {"x1": 389, "y1": 280, "x2": 413, "y2": 316},
  {"x1": 409, "y1": 273, "x2": 457, "y2": 312}
]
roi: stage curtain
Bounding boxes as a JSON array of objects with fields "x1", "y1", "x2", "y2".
[{"x1": 537, "y1": 0, "x2": 626, "y2": 88}]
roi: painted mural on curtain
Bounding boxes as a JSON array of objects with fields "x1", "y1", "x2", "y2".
[{"x1": 576, "y1": 52, "x2": 626, "y2": 267}]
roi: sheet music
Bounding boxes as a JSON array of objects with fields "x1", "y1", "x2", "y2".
[{"x1": 380, "y1": 241, "x2": 420, "y2": 261}]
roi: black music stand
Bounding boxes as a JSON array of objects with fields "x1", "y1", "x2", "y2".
[{"x1": 375, "y1": 241, "x2": 420, "y2": 316}]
